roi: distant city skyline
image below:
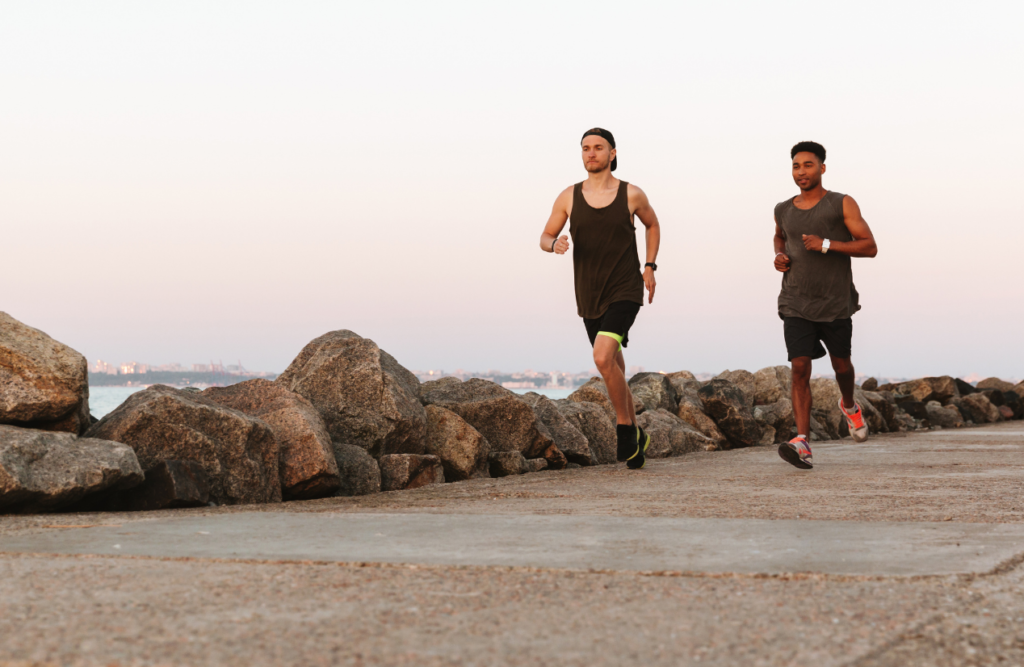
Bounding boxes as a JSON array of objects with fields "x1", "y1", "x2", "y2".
[{"x1": 90, "y1": 359, "x2": 270, "y2": 377}]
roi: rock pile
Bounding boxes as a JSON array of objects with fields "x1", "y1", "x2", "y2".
[{"x1": 2, "y1": 310, "x2": 1022, "y2": 515}]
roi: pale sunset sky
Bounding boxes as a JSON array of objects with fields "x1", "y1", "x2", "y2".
[{"x1": 2, "y1": 1, "x2": 1022, "y2": 379}]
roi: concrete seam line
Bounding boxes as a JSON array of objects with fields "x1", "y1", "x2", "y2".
[
  {"x1": 0, "y1": 551, "x2": 977, "y2": 584},
  {"x1": 971, "y1": 547, "x2": 1024, "y2": 580},
  {"x1": 842, "y1": 611, "x2": 954, "y2": 667}
]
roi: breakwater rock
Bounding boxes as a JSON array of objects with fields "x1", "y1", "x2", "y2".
[
  {"x1": 3, "y1": 317, "x2": 1023, "y2": 515},
  {"x1": 1, "y1": 312, "x2": 91, "y2": 435}
]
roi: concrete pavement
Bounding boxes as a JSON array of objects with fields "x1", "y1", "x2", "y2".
[{"x1": 2, "y1": 422, "x2": 1023, "y2": 666}]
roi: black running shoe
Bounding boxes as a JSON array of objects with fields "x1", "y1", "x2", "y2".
[
  {"x1": 616, "y1": 424, "x2": 639, "y2": 462},
  {"x1": 627, "y1": 425, "x2": 650, "y2": 469}
]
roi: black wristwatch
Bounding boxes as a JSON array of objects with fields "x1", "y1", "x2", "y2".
[{"x1": 645, "y1": 262, "x2": 657, "y2": 271}]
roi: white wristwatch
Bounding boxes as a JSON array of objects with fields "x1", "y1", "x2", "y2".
[{"x1": 821, "y1": 238, "x2": 831, "y2": 254}]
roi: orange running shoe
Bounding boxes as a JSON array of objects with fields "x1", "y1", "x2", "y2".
[
  {"x1": 839, "y1": 399, "x2": 869, "y2": 442},
  {"x1": 778, "y1": 435, "x2": 813, "y2": 469}
]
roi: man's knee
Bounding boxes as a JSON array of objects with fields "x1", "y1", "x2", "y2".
[
  {"x1": 791, "y1": 357, "x2": 812, "y2": 382},
  {"x1": 593, "y1": 347, "x2": 617, "y2": 374},
  {"x1": 830, "y1": 356, "x2": 853, "y2": 375}
]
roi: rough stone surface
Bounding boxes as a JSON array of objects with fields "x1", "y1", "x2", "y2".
[
  {"x1": 637, "y1": 409, "x2": 712, "y2": 458},
  {"x1": 945, "y1": 397, "x2": 974, "y2": 425},
  {"x1": 960, "y1": 393, "x2": 1002, "y2": 424},
  {"x1": 715, "y1": 370, "x2": 757, "y2": 409},
  {"x1": 890, "y1": 377, "x2": 959, "y2": 404},
  {"x1": 524, "y1": 458, "x2": 548, "y2": 473},
  {"x1": 676, "y1": 398, "x2": 728, "y2": 450},
  {"x1": 421, "y1": 378, "x2": 551, "y2": 457},
  {"x1": 925, "y1": 402, "x2": 964, "y2": 429},
  {"x1": 977, "y1": 377, "x2": 1015, "y2": 392},
  {"x1": 697, "y1": 379, "x2": 761, "y2": 448},
  {"x1": 978, "y1": 388, "x2": 1005, "y2": 407},
  {"x1": 627, "y1": 373, "x2": 677, "y2": 413},
  {"x1": 752, "y1": 399, "x2": 795, "y2": 444},
  {"x1": 487, "y1": 451, "x2": 526, "y2": 477},
  {"x1": 666, "y1": 372, "x2": 700, "y2": 403},
  {"x1": 862, "y1": 390, "x2": 900, "y2": 432},
  {"x1": 423, "y1": 405, "x2": 489, "y2": 481},
  {"x1": 332, "y1": 444, "x2": 381, "y2": 497},
  {"x1": 1014, "y1": 381, "x2": 1024, "y2": 403},
  {"x1": 539, "y1": 443, "x2": 568, "y2": 471},
  {"x1": 808, "y1": 413, "x2": 831, "y2": 441},
  {"x1": 202, "y1": 380, "x2": 340, "y2": 500},
  {"x1": 898, "y1": 401, "x2": 929, "y2": 422},
  {"x1": 954, "y1": 378, "x2": 977, "y2": 395},
  {"x1": 1001, "y1": 390, "x2": 1023, "y2": 419},
  {"x1": 567, "y1": 377, "x2": 644, "y2": 420},
  {"x1": 520, "y1": 392, "x2": 592, "y2": 466},
  {"x1": 276, "y1": 330, "x2": 425, "y2": 458},
  {"x1": 998, "y1": 405, "x2": 1014, "y2": 420},
  {"x1": 861, "y1": 377, "x2": 878, "y2": 391},
  {"x1": 85, "y1": 385, "x2": 282, "y2": 506},
  {"x1": 0, "y1": 425, "x2": 143, "y2": 513},
  {"x1": 555, "y1": 399, "x2": 616, "y2": 464},
  {"x1": 809, "y1": 379, "x2": 848, "y2": 440},
  {"x1": 0, "y1": 312, "x2": 90, "y2": 434},
  {"x1": 752, "y1": 366, "x2": 792, "y2": 406},
  {"x1": 117, "y1": 460, "x2": 211, "y2": 512},
  {"x1": 378, "y1": 454, "x2": 444, "y2": 492}
]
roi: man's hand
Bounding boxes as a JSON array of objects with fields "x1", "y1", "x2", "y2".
[
  {"x1": 802, "y1": 234, "x2": 823, "y2": 252},
  {"x1": 643, "y1": 267, "x2": 656, "y2": 303},
  {"x1": 553, "y1": 235, "x2": 569, "y2": 255},
  {"x1": 774, "y1": 252, "x2": 791, "y2": 273}
]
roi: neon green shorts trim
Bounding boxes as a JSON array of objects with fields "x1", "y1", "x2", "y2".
[{"x1": 597, "y1": 331, "x2": 623, "y2": 351}]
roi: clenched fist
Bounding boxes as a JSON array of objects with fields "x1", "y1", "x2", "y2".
[
  {"x1": 553, "y1": 235, "x2": 570, "y2": 255},
  {"x1": 774, "y1": 252, "x2": 791, "y2": 273}
]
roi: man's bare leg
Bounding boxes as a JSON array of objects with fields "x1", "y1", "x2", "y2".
[
  {"x1": 593, "y1": 335, "x2": 634, "y2": 425},
  {"x1": 831, "y1": 356, "x2": 856, "y2": 409},
  {"x1": 791, "y1": 356, "x2": 812, "y2": 436}
]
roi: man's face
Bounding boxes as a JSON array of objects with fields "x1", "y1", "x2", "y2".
[
  {"x1": 792, "y1": 152, "x2": 825, "y2": 191},
  {"x1": 582, "y1": 136, "x2": 615, "y2": 173}
]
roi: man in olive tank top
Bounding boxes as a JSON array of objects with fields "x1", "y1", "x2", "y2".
[
  {"x1": 539, "y1": 128, "x2": 662, "y2": 469},
  {"x1": 773, "y1": 141, "x2": 878, "y2": 469}
]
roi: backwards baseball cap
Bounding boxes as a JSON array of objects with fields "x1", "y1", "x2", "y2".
[{"x1": 581, "y1": 127, "x2": 617, "y2": 172}]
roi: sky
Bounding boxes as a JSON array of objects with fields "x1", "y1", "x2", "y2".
[{"x1": 2, "y1": 1, "x2": 1022, "y2": 380}]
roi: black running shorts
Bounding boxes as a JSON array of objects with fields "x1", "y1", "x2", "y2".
[
  {"x1": 584, "y1": 301, "x2": 641, "y2": 348},
  {"x1": 783, "y1": 316, "x2": 852, "y2": 361}
]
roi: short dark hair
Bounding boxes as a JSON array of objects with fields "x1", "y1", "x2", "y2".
[{"x1": 791, "y1": 141, "x2": 826, "y2": 163}]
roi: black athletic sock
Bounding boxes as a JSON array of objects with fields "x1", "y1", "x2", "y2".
[{"x1": 616, "y1": 424, "x2": 639, "y2": 462}]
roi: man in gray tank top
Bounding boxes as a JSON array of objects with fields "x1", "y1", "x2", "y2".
[
  {"x1": 773, "y1": 141, "x2": 878, "y2": 470},
  {"x1": 538, "y1": 128, "x2": 662, "y2": 470}
]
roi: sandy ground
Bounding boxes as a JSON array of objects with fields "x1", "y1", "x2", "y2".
[{"x1": 2, "y1": 422, "x2": 1023, "y2": 666}]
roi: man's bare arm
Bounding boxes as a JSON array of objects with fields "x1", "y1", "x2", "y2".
[
  {"x1": 802, "y1": 196, "x2": 878, "y2": 257},
  {"x1": 628, "y1": 184, "x2": 660, "y2": 303},
  {"x1": 774, "y1": 217, "x2": 790, "y2": 272},
  {"x1": 539, "y1": 187, "x2": 573, "y2": 254}
]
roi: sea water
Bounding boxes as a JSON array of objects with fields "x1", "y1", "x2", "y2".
[{"x1": 89, "y1": 386, "x2": 147, "y2": 419}]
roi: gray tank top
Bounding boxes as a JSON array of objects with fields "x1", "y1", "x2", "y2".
[{"x1": 774, "y1": 191, "x2": 860, "y2": 322}]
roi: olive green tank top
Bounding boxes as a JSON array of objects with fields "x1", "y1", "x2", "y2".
[
  {"x1": 774, "y1": 190, "x2": 861, "y2": 322},
  {"x1": 569, "y1": 180, "x2": 644, "y2": 319}
]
